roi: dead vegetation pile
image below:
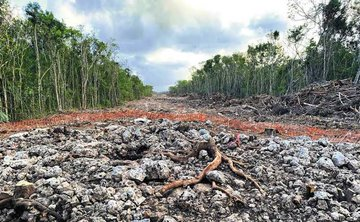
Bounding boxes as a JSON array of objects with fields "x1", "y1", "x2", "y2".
[{"x1": 184, "y1": 79, "x2": 360, "y2": 129}]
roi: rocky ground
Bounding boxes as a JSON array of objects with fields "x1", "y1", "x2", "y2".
[
  {"x1": 0, "y1": 80, "x2": 360, "y2": 221},
  {"x1": 0, "y1": 116, "x2": 360, "y2": 221}
]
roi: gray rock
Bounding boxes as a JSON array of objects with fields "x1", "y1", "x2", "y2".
[
  {"x1": 330, "y1": 212, "x2": 345, "y2": 221},
  {"x1": 132, "y1": 219, "x2": 150, "y2": 222},
  {"x1": 224, "y1": 214, "x2": 243, "y2": 222},
  {"x1": 198, "y1": 150, "x2": 209, "y2": 160},
  {"x1": 351, "y1": 211, "x2": 360, "y2": 221},
  {"x1": 188, "y1": 129, "x2": 200, "y2": 138},
  {"x1": 317, "y1": 199, "x2": 328, "y2": 210},
  {"x1": 199, "y1": 129, "x2": 211, "y2": 141},
  {"x1": 199, "y1": 129, "x2": 210, "y2": 135},
  {"x1": 206, "y1": 170, "x2": 227, "y2": 184},
  {"x1": 211, "y1": 191, "x2": 228, "y2": 202},
  {"x1": 72, "y1": 144, "x2": 99, "y2": 158},
  {"x1": 14, "y1": 151, "x2": 29, "y2": 160},
  {"x1": 44, "y1": 166, "x2": 62, "y2": 178},
  {"x1": 332, "y1": 151, "x2": 347, "y2": 167},
  {"x1": 239, "y1": 134, "x2": 249, "y2": 141},
  {"x1": 317, "y1": 211, "x2": 332, "y2": 221},
  {"x1": 46, "y1": 177, "x2": 62, "y2": 188},
  {"x1": 127, "y1": 167, "x2": 146, "y2": 182},
  {"x1": 181, "y1": 189, "x2": 196, "y2": 201},
  {"x1": 10, "y1": 159, "x2": 29, "y2": 169},
  {"x1": 295, "y1": 136, "x2": 311, "y2": 142},
  {"x1": 81, "y1": 195, "x2": 91, "y2": 205},
  {"x1": 163, "y1": 216, "x2": 177, "y2": 222},
  {"x1": 317, "y1": 157, "x2": 335, "y2": 169},
  {"x1": 8, "y1": 132, "x2": 28, "y2": 139},
  {"x1": 201, "y1": 133, "x2": 211, "y2": 141},
  {"x1": 134, "y1": 128, "x2": 142, "y2": 138},
  {"x1": 119, "y1": 187, "x2": 145, "y2": 206},
  {"x1": 338, "y1": 207, "x2": 350, "y2": 217},
  {"x1": 351, "y1": 180, "x2": 360, "y2": 194},
  {"x1": 141, "y1": 159, "x2": 171, "y2": 180},
  {"x1": 314, "y1": 191, "x2": 332, "y2": 200},
  {"x1": 220, "y1": 134, "x2": 233, "y2": 144},
  {"x1": 283, "y1": 156, "x2": 293, "y2": 163},
  {"x1": 352, "y1": 195, "x2": 360, "y2": 203},
  {"x1": 234, "y1": 179, "x2": 245, "y2": 188},
  {"x1": 39, "y1": 186, "x2": 54, "y2": 196},
  {"x1": 93, "y1": 186, "x2": 109, "y2": 201},
  {"x1": 29, "y1": 145, "x2": 57, "y2": 157},
  {"x1": 318, "y1": 138, "x2": 329, "y2": 147},
  {"x1": 295, "y1": 147, "x2": 311, "y2": 165},
  {"x1": 107, "y1": 200, "x2": 123, "y2": 215},
  {"x1": 122, "y1": 130, "x2": 132, "y2": 142},
  {"x1": 193, "y1": 183, "x2": 212, "y2": 193},
  {"x1": 58, "y1": 181, "x2": 73, "y2": 193},
  {"x1": 112, "y1": 166, "x2": 127, "y2": 179},
  {"x1": 348, "y1": 160, "x2": 359, "y2": 171},
  {"x1": 289, "y1": 157, "x2": 300, "y2": 166},
  {"x1": 91, "y1": 217, "x2": 106, "y2": 222},
  {"x1": 2, "y1": 156, "x2": 12, "y2": 166},
  {"x1": 105, "y1": 125, "x2": 120, "y2": 131},
  {"x1": 134, "y1": 118, "x2": 151, "y2": 124},
  {"x1": 263, "y1": 141, "x2": 280, "y2": 152}
]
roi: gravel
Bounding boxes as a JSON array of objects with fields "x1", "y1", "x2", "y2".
[{"x1": 0, "y1": 118, "x2": 359, "y2": 221}]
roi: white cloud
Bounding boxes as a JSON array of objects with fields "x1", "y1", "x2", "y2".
[
  {"x1": 183, "y1": 0, "x2": 288, "y2": 27},
  {"x1": 146, "y1": 48, "x2": 210, "y2": 66},
  {"x1": 52, "y1": 1, "x2": 88, "y2": 28}
]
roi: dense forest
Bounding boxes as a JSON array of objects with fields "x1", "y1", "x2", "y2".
[
  {"x1": 169, "y1": 0, "x2": 360, "y2": 97},
  {"x1": 0, "y1": 1, "x2": 152, "y2": 122}
]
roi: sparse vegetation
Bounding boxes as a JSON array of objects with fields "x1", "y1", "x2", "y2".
[{"x1": 169, "y1": 0, "x2": 360, "y2": 97}]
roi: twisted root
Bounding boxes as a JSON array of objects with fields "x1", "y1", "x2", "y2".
[{"x1": 160, "y1": 138, "x2": 265, "y2": 201}]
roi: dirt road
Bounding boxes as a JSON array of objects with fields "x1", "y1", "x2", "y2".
[{"x1": 1, "y1": 94, "x2": 360, "y2": 143}]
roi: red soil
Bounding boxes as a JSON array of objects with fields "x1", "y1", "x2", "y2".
[{"x1": 1, "y1": 109, "x2": 359, "y2": 143}]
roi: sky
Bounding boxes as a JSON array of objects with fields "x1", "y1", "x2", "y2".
[{"x1": 10, "y1": 0, "x2": 290, "y2": 92}]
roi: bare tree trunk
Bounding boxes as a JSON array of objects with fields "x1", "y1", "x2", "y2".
[
  {"x1": 34, "y1": 25, "x2": 42, "y2": 112},
  {"x1": 2, "y1": 76, "x2": 8, "y2": 117},
  {"x1": 354, "y1": 70, "x2": 360, "y2": 84},
  {"x1": 56, "y1": 53, "x2": 63, "y2": 111},
  {"x1": 354, "y1": 53, "x2": 360, "y2": 84},
  {"x1": 52, "y1": 62, "x2": 61, "y2": 111}
]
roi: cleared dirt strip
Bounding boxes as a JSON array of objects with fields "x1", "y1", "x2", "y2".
[{"x1": 1, "y1": 109, "x2": 359, "y2": 143}]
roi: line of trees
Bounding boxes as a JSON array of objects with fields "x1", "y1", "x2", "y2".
[
  {"x1": 0, "y1": 1, "x2": 152, "y2": 121},
  {"x1": 169, "y1": 0, "x2": 359, "y2": 97}
]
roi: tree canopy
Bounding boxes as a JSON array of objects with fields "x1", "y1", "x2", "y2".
[{"x1": 0, "y1": 1, "x2": 152, "y2": 121}]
